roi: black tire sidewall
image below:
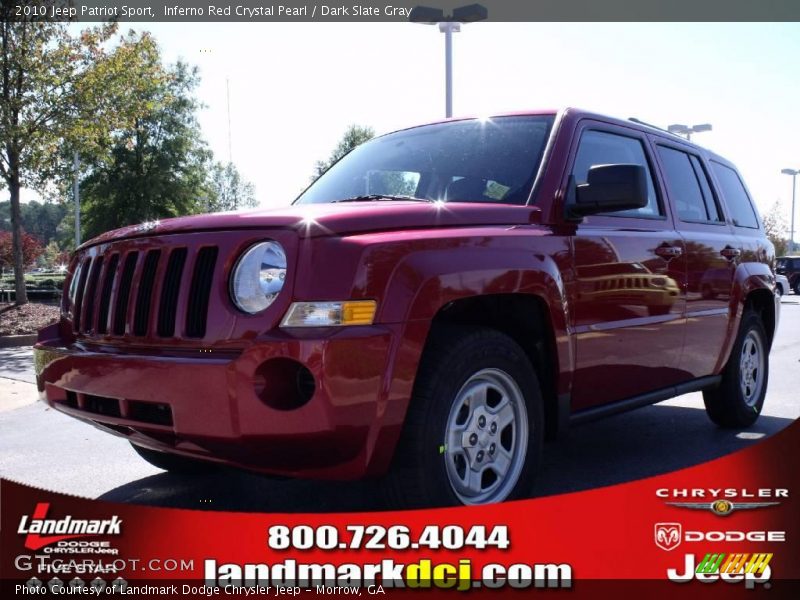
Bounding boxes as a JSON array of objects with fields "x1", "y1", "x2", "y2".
[
  {"x1": 407, "y1": 328, "x2": 543, "y2": 507},
  {"x1": 706, "y1": 311, "x2": 769, "y2": 427}
]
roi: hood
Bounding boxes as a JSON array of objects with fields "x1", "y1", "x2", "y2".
[{"x1": 80, "y1": 202, "x2": 542, "y2": 249}]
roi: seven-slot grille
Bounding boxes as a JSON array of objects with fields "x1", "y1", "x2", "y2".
[{"x1": 69, "y1": 242, "x2": 219, "y2": 340}]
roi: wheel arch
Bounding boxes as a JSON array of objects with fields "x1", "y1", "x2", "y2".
[
  {"x1": 744, "y1": 288, "x2": 776, "y2": 348},
  {"x1": 427, "y1": 293, "x2": 563, "y2": 440},
  {"x1": 716, "y1": 264, "x2": 778, "y2": 373}
]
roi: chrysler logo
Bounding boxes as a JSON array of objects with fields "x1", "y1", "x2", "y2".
[{"x1": 666, "y1": 500, "x2": 779, "y2": 516}]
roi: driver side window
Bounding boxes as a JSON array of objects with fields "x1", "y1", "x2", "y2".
[{"x1": 572, "y1": 130, "x2": 661, "y2": 218}]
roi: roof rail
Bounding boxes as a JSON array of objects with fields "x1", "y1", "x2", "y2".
[{"x1": 628, "y1": 117, "x2": 682, "y2": 137}]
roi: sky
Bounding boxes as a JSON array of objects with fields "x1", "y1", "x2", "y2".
[{"x1": 44, "y1": 22, "x2": 800, "y2": 231}]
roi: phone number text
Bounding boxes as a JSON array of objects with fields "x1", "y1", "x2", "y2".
[{"x1": 268, "y1": 525, "x2": 510, "y2": 551}]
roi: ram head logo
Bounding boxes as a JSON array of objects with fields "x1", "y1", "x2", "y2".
[{"x1": 654, "y1": 522, "x2": 682, "y2": 551}]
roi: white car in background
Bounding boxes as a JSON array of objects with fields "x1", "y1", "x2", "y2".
[{"x1": 776, "y1": 274, "x2": 790, "y2": 296}]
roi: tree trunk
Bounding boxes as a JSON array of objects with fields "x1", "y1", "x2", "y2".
[{"x1": 8, "y1": 174, "x2": 28, "y2": 305}]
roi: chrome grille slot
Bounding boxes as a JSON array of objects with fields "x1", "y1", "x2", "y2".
[
  {"x1": 82, "y1": 257, "x2": 104, "y2": 333},
  {"x1": 113, "y1": 252, "x2": 139, "y2": 335},
  {"x1": 157, "y1": 248, "x2": 187, "y2": 338},
  {"x1": 185, "y1": 247, "x2": 218, "y2": 339},
  {"x1": 72, "y1": 257, "x2": 92, "y2": 332},
  {"x1": 133, "y1": 250, "x2": 161, "y2": 336},
  {"x1": 96, "y1": 253, "x2": 119, "y2": 334}
]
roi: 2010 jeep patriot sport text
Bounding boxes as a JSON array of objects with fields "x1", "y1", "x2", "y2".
[{"x1": 35, "y1": 109, "x2": 780, "y2": 507}]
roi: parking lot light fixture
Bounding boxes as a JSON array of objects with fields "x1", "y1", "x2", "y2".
[
  {"x1": 667, "y1": 123, "x2": 712, "y2": 141},
  {"x1": 782, "y1": 168, "x2": 799, "y2": 253},
  {"x1": 410, "y1": 4, "x2": 488, "y2": 118}
]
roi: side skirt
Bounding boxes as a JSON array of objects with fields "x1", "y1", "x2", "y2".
[{"x1": 565, "y1": 375, "x2": 722, "y2": 427}]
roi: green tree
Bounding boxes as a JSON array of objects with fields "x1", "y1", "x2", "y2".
[
  {"x1": 762, "y1": 200, "x2": 789, "y2": 257},
  {"x1": 40, "y1": 240, "x2": 70, "y2": 270},
  {"x1": 206, "y1": 161, "x2": 257, "y2": 212},
  {"x1": 311, "y1": 124, "x2": 375, "y2": 182},
  {"x1": 0, "y1": 12, "x2": 161, "y2": 304},
  {"x1": 0, "y1": 200, "x2": 68, "y2": 246},
  {"x1": 80, "y1": 61, "x2": 212, "y2": 239}
]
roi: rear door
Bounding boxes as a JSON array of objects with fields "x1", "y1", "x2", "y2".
[
  {"x1": 652, "y1": 142, "x2": 736, "y2": 378},
  {"x1": 566, "y1": 121, "x2": 687, "y2": 410}
]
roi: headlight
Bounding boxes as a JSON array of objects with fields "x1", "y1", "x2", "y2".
[
  {"x1": 281, "y1": 300, "x2": 377, "y2": 328},
  {"x1": 230, "y1": 241, "x2": 287, "y2": 313}
]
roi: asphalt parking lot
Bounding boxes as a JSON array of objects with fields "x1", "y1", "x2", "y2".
[{"x1": 1, "y1": 297, "x2": 798, "y2": 512}]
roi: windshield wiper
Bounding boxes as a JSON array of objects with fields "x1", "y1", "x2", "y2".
[{"x1": 331, "y1": 194, "x2": 433, "y2": 203}]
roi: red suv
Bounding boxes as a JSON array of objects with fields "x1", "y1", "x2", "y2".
[{"x1": 35, "y1": 109, "x2": 779, "y2": 507}]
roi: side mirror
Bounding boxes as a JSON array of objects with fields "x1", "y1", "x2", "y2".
[{"x1": 567, "y1": 164, "x2": 648, "y2": 218}]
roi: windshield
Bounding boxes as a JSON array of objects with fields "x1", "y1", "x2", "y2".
[{"x1": 295, "y1": 115, "x2": 555, "y2": 205}]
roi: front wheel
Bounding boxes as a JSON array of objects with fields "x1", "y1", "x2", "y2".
[
  {"x1": 383, "y1": 326, "x2": 543, "y2": 508},
  {"x1": 703, "y1": 310, "x2": 769, "y2": 428}
]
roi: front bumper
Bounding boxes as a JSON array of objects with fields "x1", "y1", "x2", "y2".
[{"x1": 34, "y1": 322, "x2": 406, "y2": 479}]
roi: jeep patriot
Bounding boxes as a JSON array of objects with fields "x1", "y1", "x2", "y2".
[{"x1": 35, "y1": 109, "x2": 780, "y2": 507}]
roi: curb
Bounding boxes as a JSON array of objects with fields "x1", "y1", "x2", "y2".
[{"x1": 0, "y1": 334, "x2": 36, "y2": 348}]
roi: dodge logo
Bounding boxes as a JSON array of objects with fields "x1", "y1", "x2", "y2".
[{"x1": 655, "y1": 522, "x2": 682, "y2": 551}]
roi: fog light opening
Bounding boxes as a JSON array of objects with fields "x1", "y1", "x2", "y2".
[{"x1": 253, "y1": 358, "x2": 316, "y2": 411}]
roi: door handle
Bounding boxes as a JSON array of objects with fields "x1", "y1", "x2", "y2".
[
  {"x1": 720, "y1": 246, "x2": 742, "y2": 260},
  {"x1": 655, "y1": 245, "x2": 682, "y2": 259}
]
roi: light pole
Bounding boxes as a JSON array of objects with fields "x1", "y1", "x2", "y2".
[
  {"x1": 667, "y1": 123, "x2": 712, "y2": 141},
  {"x1": 782, "y1": 168, "x2": 798, "y2": 254},
  {"x1": 410, "y1": 4, "x2": 488, "y2": 118},
  {"x1": 73, "y1": 151, "x2": 81, "y2": 247}
]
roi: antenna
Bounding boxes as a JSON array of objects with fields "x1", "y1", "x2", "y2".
[{"x1": 226, "y1": 77, "x2": 232, "y2": 163}]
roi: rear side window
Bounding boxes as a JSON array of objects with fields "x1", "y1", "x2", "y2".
[
  {"x1": 656, "y1": 147, "x2": 722, "y2": 223},
  {"x1": 710, "y1": 162, "x2": 759, "y2": 229},
  {"x1": 689, "y1": 156, "x2": 722, "y2": 222},
  {"x1": 572, "y1": 130, "x2": 661, "y2": 218}
]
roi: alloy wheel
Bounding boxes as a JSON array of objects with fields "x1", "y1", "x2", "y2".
[{"x1": 443, "y1": 368, "x2": 529, "y2": 504}]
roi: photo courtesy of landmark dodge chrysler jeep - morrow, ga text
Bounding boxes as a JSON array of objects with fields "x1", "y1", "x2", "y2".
[{"x1": 34, "y1": 108, "x2": 780, "y2": 507}]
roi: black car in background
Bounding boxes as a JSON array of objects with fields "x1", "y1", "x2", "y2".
[{"x1": 776, "y1": 256, "x2": 800, "y2": 294}]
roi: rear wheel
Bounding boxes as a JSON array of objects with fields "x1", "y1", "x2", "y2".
[
  {"x1": 794, "y1": 279, "x2": 800, "y2": 295},
  {"x1": 130, "y1": 443, "x2": 219, "y2": 475},
  {"x1": 383, "y1": 326, "x2": 543, "y2": 508},
  {"x1": 703, "y1": 310, "x2": 768, "y2": 428}
]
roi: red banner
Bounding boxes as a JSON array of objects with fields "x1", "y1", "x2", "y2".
[{"x1": 2, "y1": 420, "x2": 798, "y2": 598}]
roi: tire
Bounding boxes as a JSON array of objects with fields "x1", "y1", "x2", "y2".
[
  {"x1": 703, "y1": 310, "x2": 769, "y2": 428},
  {"x1": 648, "y1": 304, "x2": 671, "y2": 317},
  {"x1": 776, "y1": 284, "x2": 784, "y2": 297},
  {"x1": 130, "y1": 443, "x2": 219, "y2": 475},
  {"x1": 383, "y1": 325, "x2": 544, "y2": 508},
  {"x1": 794, "y1": 279, "x2": 800, "y2": 295}
]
